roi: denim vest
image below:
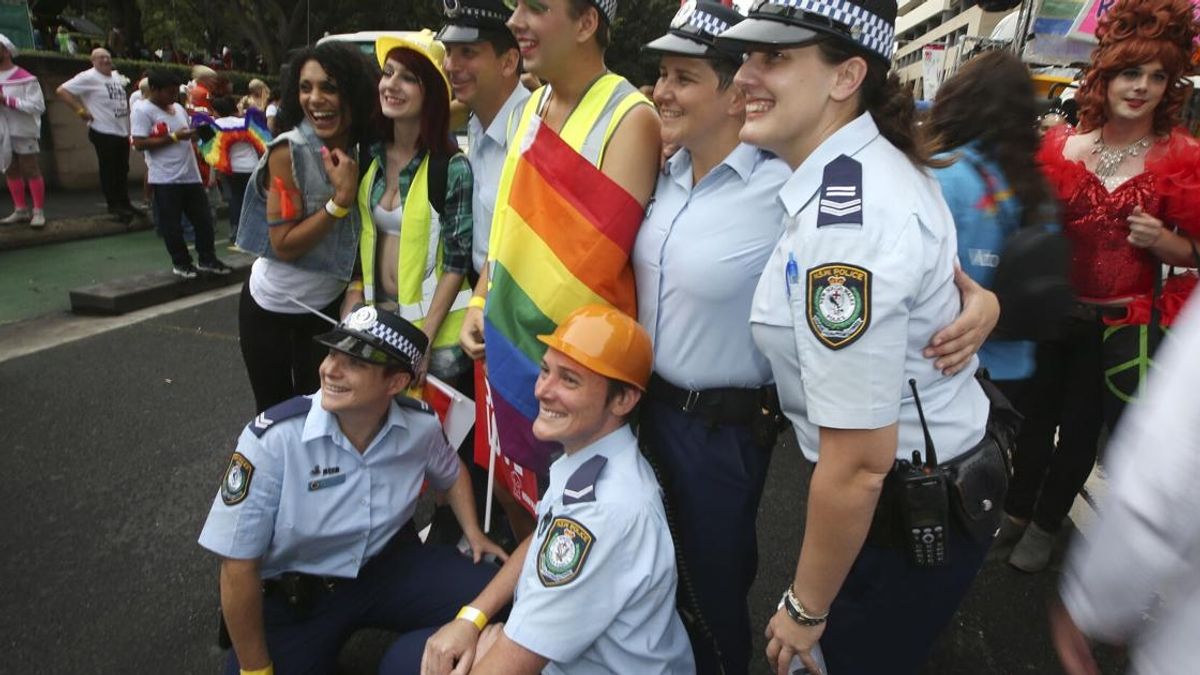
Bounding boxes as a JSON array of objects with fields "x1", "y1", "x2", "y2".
[{"x1": 235, "y1": 121, "x2": 361, "y2": 280}]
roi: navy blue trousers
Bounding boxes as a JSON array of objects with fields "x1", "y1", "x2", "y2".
[
  {"x1": 641, "y1": 396, "x2": 774, "y2": 675},
  {"x1": 222, "y1": 542, "x2": 497, "y2": 675},
  {"x1": 820, "y1": 521, "x2": 991, "y2": 674}
]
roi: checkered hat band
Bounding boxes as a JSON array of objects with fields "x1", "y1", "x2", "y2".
[
  {"x1": 768, "y1": 0, "x2": 894, "y2": 60},
  {"x1": 366, "y1": 323, "x2": 424, "y2": 365},
  {"x1": 688, "y1": 10, "x2": 730, "y2": 36},
  {"x1": 594, "y1": 0, "x2": 617, "y2": 23},
  {"x1": 459, "y1": 6, "x2": 509, "y2": 23}
]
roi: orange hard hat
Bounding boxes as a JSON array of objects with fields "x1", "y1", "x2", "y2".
[{"x1": 537, "y1": 304, "x2": 653, "y2": 391}]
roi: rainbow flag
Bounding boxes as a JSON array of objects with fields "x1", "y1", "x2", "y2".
[
  {"x1": 191, "y1": 108, "x2": 271, "y2": 175},
  {"x1": 483, "y1": 116, "x2": 643, "y2": 477}
]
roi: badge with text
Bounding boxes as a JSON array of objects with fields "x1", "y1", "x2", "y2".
[
  {"x1": 221, "y1": 452, "x2": 255, "y2": 506},
  {"x1": 807, "y1": 263, "x2": 871, "y2": 350},
  {"x1": 537, "y1": 517, "x2": 595, "y2": 587}
]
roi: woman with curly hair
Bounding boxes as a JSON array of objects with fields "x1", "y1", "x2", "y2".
[
  {"x1": 235, "y1": 42, "x2": 381, "y2": 412},
  {"x1": 1001, "y1": 0, "x2": 1200, "y2": 573},
  {"x1": 926, "y1": 49, "x2": 1053, "y2": 395}
]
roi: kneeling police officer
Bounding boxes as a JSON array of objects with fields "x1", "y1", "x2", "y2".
[{"x1": 199, "y1": 307, "x2": 506, "y2": 675}]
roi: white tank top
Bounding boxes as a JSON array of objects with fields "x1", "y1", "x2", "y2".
[{"x1": 248, "y1": 257, "x2": 345, "y2": 314}]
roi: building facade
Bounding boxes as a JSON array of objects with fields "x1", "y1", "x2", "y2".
[{"x1": 894, "y1": 0, "x2": 1013, "y2": 98}]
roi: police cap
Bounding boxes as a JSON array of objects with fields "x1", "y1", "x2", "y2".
[
  {"x1": 716, "y1": 0, "x2": 897, "y2": 65},
  {"x1": 438, "y1": 0, "x2": 514, "y2": 44},
  {"x1": 314, "y1": 306, "x2": 429, "y2": 371},
  {"x1": 643, "y1": 0, "x2": 745, "y2": 64}
]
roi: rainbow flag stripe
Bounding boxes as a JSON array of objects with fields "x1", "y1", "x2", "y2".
[
  {"x1": 483, "y1": 116, "x2": 643, "y2": 475},
  {"x1": 192, "y1": 108, "x2": 271, "y2": 175}
]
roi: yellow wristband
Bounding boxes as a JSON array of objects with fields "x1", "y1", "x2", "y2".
[
  {"x1": 239, "y1": 664, "x2": 273, "y2": 675},
  {"x1": 347, "y1": 280, "x2": 364, "y2": 293},
  {"x1": 169, "y1": 131, "x2": 178, "y2": 143},
  {"x1": 456, "y1": 605, "x2": 488, "y2": 631},
  {"x1": 75, "y1": 107, "x2": 87, "y2": 117},
  {"x1": 324, "y1": 199, "x2": 350, "y2": 218},
  {"x1": 468, "y1": 295, "x2": 486, "y2": 311}
]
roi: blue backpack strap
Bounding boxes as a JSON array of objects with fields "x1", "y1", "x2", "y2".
[
  {"x1": 247, "y1": 396, "x2": 313, "y2": 437},
  {"x1": 562, "y1": 455, "x2": 608, "y2": 505},
  {"x1": 394, "y1": 394, "x2": 435, "y2": 415}
]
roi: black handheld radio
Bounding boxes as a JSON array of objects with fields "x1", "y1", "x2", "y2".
[{"x1": 897, "y1": 379, "x2": 949, "y2": 567}]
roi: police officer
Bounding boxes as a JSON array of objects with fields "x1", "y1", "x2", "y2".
[
  {"x1": 636, "y1": 3, "x2": 1005, "y2": 674},
  {"x1": 716, "y1": 2, "x2": 1006, "y2": 673},
  {"x1": 199, "y1": 307, "x2": 506, "y2": 675},
  {"x1": 438, "y1": 0, "x2": 538, "y2": 545},
  {"x1": 414, "y1": 305, "x2": 695, "y2": 675},
  {"x1": 437, "y1": 0, "x2": 531, "y2": 289},
  {"x1": 633, "y1": 5, "x2": 790, "y2": 674}
]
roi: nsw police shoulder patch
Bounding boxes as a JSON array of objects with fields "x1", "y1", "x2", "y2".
[
  {"x1": 537, "y1": 517, "x2": 595, "y2": 587},
  {"x1": 807, "y1": 263, "x2": 871, "y2": 350},
  {"x1": 221, "y1": 452, "x2": 254, "y2": 506}
]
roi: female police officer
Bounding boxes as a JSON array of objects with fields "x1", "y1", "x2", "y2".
[
  {"x1": 716, "y1": 2, "x2": 1006, "y2": 673},
  {"x1": 634, "y1": 4, "x2": 791, "y2": 673},
  {"x1": 199, "y1": 307, "x2": 506, "y2": 675}
]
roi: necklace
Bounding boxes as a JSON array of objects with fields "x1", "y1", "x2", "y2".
[{"x1": 1092, "y1": 133, "x2": 1151, "y2": 179}]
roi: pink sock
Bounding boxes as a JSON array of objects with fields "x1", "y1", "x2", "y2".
[
  {"x1": 6, "y1": 177, "x2": 25, "y2": 210},
  {"x1": 28, "y1": 177, "x2": 44, "y2": 209}
]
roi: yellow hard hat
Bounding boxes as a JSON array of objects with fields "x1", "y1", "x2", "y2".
[
  {"x1": 537, "y1": 304, "x2": 653, "y2": 391},
  {"x1": 374, "y1": 29, "x2": 451, "y2": 101}
]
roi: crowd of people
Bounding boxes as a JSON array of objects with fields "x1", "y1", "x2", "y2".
[
  {"x1": 8, "y1": 0, "x2": 1200, "y2": 672},
  {"x1": 191, "y1": 0, "x2": 1200, "y2": 672}
]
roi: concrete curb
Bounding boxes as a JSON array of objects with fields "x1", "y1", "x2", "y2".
[
  {"x1": 69, "y1": 252, "x2": 254, "y2": 316},
  {"x1": 0, "y1": 214, "x2": 153, "y2": 251}
]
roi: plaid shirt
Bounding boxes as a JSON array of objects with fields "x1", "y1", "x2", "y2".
[{"x1": 365, "y1": 144, "x2": 474, "y2": 276}]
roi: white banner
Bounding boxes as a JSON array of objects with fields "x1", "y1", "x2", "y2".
[{"x1": 922, "y1": 44, "x2": 947, "y2": 101}]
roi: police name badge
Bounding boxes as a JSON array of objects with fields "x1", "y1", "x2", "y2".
[
  {"x1": 221, "y1": 452, "x2": 255, "y2": 506},
  {"x1": 807, "y1": 263, "x2": 871, "y2": 350},
  {"x1": 537, "y1": 517, "x2": 595, "y2": 587}
]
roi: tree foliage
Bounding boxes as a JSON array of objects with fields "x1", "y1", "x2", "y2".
[{"x1": 57, "y1": 0, "x2": 678, "y2": 83}]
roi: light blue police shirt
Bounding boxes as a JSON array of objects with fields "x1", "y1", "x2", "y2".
[
  {"x1": 197, "y1": 392, "x2": 459, "y2": 579},
  {"x1": 467, "y1": 83, "x2": 531, "y2": 274},
  {"x1": 750, "y1": 113, "x2": 990, "y2": 464},
  {"x1": 504, "y1": 426, "x2": 695, "y2": 675},
  {"x1": 633, "y1": 143, "x2": 791, "y2": 390}
]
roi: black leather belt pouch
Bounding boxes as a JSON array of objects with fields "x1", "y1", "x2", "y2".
[{"x1": 947, "y1": 438, "x2": 1009, "y2": 543}]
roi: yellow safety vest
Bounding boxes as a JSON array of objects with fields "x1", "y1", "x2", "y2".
[
  {"x1": 357, "y1": 154, "x2": 471, "y2": 350},
  {"x1": 487, "y1": 72, "x2": 650, "y2": 264}
]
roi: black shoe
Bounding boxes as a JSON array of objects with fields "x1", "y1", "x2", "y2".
[
  {"x1": 197, "y1": 259, "x2": 233, "y2": 275},
  {"x1": 172, "y1": 264, "x2": 199, "y2": 279}
]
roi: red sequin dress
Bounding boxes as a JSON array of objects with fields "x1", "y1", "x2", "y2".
[{"x1": 1037, "y1": 125, "x2": 1200, "y2": 323}]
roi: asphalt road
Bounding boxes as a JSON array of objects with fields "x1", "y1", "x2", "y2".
[{"x1": 0, "y1": 292, "x2": 1126, "y2": 674}]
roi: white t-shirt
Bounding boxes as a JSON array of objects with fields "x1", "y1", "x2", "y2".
[
  {"x1": 215, "y1": 116, "x2": 261, "y2": 174},
  {"x1": 130, "y1": 102, "x2": 201, "y2": 185},
  {"x1": 62, "y1": 68, "x2": 130, "y2": 136},
  {"x1": 265, "y1": 103, "x2": 278, "y2": 120}
]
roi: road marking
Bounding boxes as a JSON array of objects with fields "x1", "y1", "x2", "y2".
[{"x1": 0, "y1": 285, "x2": 241, "y2": 364}]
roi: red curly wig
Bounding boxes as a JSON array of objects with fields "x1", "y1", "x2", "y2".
[{"x1": 1075, "y1": 0, "x2": 1199, "y2": 135}]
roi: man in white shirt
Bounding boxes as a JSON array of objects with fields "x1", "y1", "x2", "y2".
[
  {"x1": 56, "y1": 48, "x2": 138, "y2": 220},
  {"x1": 130, "y1": 70, "x2": 230, "y2": 279}
]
